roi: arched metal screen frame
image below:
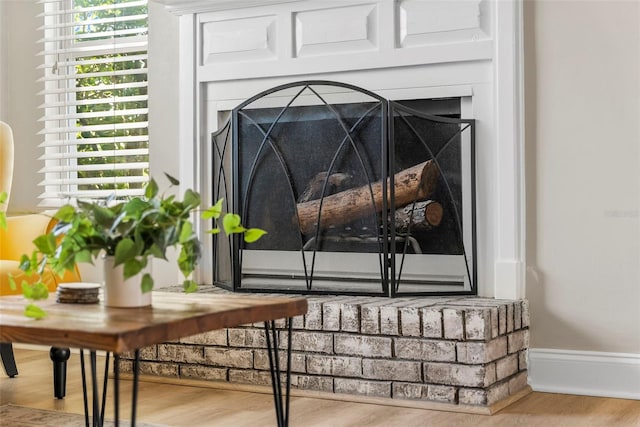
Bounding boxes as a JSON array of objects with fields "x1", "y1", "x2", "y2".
[{"x1": 211, "y1": 81, "x2": 476, "y2": 297}]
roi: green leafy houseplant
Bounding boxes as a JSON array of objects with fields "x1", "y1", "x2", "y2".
[{"x1": 12, "y1": 175, "x2": 265, "y2": 318}]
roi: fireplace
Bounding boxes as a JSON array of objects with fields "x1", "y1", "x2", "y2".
[
  {"x1": 167, "y1": 0, "x2": 525, "y2": 300},
  {"x1": 211, "y1": 81, "x2": 476, "y2": 296}
]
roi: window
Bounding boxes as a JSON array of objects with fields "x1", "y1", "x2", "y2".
[{"x1": 39, "y1": 0, "x2": 148, "y2": 206}]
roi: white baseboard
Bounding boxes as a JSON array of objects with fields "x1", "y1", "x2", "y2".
[{"x1": 528, "y1": 348, "x2": 640, "y2": 400}]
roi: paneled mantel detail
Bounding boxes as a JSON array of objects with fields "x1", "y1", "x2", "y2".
[{"x1": 159, "y1": 0, "x2": 525, "y2": 299}]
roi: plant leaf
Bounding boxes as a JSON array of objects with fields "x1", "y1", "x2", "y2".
[
  {"x1": 179, "y1": 221, "x2": 193, "y2": 243},
  {"x1": 0, "y1": 213, "x2": 6, "y2": 230},
  {"x1": 54, "y1": 205, "x2": 76, "y2": 222},
  {"x1": 183, "y1": 189, "x2": 201, "y2": 209},
  {"x1": 206, "y1": 227, "x2": 220, "y2": 235},
  {"x1": 33, "y1": 233, "x2": 57, "y2": 255},
  {"x1": 222, "y1": 213, "x2": 245, "y2": 234},
  {"x1": 92, "y1": 204, "x2": 115, "y2": 228},
  {"x1": 124, "y1": 198, "x2": 149, "y2": 218},
  {"x1": 75, "y1": 249, "x2": 92, "y2": 264},
  {"x1": 0, "y1": 191, "x2": 7, "y2": 204},
  {"x1": 8, "y1": 274, "x2": 16, "y2": 291},
  {"x1": 24, "y1": 304, "x2": 46, "y2": 320},
  {"x1": 124, "y1": 259, "x2": 143, "y2": 279},
  {"x1": 144, "y1": 243, "x2": 165, "y2": 259},
  {"x1": 201, "y1": 198, "x2": 224, "y2": 220},
  {"x1": 183, "y1": 279, "x2": 198, "y2": 293},
  {"x1": 114, "y1": 238, "x2": 138, "y2": 266},
  {"x1": 164, "y1": 173, "x2": 180, "y2": 186},
  {"x1": 244, "y1": 228, "x2": 267, "y2": 243},
  {"x1": 145, "y1": 178, "x2": 159, "y2": 199},
  {"x1": 140, "y1": 273, "x2": 154, "y2": 293}
]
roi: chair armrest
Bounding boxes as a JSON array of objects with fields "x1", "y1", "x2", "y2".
[{"x1": 0, "y1": 213, "x2": 54, "y2": 261}]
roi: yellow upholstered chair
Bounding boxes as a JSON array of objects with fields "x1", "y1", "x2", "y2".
[{"x1": 0, "y1": 120, "x2": 81, "y2": 398}]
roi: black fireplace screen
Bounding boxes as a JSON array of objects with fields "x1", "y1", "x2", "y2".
[{"x1": 211, "y1": 81, "x2": 476, "y2": 296}]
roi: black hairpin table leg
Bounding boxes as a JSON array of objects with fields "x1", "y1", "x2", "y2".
[
  {"x1": 264, "y1": 319, "x2": 293, "y2": 427},
  {"x1": 79, "y1": 349, "x2": 140, "y2": 427}
]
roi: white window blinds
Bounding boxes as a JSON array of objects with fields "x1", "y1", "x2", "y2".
[{"x1": 39, "y1": 0, "x2": 149, "y2": 207}]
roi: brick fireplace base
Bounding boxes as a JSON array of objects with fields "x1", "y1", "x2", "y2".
[{"x1": 120, "y1": 286, "x2": 530, "y2": 411}]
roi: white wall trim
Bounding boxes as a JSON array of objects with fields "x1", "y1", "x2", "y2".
[
  {"x1": 529, "y1": 348, "x2": 640, "y2": 400},
  {"x1": 493, "y1": 0, "x2": 526, "y2": 299}
]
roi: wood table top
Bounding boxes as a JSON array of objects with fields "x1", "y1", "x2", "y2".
[{"x1": 0, "y1": 292, "x2": 308, "y2": 353}]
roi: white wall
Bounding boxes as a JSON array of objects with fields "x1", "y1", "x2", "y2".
[
  {"x1": 147, "y1": 1, "x2": 181, "y2": 288},
  {"x1": 0, "y1": 0, "x2": 42, "y2": 213},
  {"x1": 525, "y1": 0, "x2": 640, "y2": 355}
]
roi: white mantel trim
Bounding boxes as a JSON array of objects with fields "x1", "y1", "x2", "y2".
[
  {"x1": 155, "y1": 0, "x2": 301, "y2": 15},
  {"x1": 494, "y1": 0, "x2": 526, "y2": 299}
]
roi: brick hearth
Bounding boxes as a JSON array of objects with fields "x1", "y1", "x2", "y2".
[{"x1": 121, "y1": 286, "x2": 529, "y2": 409}]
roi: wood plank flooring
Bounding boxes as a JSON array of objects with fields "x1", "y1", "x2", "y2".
[{"x1": 1, "y1": 348, "x2": 639, "y2": 426}]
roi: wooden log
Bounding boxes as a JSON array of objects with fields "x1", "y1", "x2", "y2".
[
  {"x1": 295, "y1": 160, "x2": 439, "y2": 234},
  {"x1": 394, "y1": 200, "x2": 443, "y2": 234}
]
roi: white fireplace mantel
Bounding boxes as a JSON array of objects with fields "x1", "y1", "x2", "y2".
[{"x1": 158, "y1": 0, "x2": 525, "y2": 299}]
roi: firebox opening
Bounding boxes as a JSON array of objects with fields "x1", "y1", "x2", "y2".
[{"x1": 211, "y1": 81, "x2": 475, "y2": 297}]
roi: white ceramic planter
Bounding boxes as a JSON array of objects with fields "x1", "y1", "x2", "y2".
[{"x1": 102, "y1": 256, "x2": 152, "y2": 308}]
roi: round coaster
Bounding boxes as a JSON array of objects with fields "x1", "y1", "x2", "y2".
[{"x1": 57, "y1": 282, "x2": 101, "y2": 290}]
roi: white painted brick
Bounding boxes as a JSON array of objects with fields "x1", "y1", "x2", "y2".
[
  {"x1": 157, "y1": 344, "x2": 204, "y2": 364},
  {"x1": 361, "y1": 304, "x2": 381, "y2": 334},
  {"x1": 393, "y1": 382, "x2": 428, "y2": 400},
  {"x1": 514, "y1": 302, "x2": 522, "y2": 330},
  {"x1": 496, "y1": 354, "x2": 519, "y2": 380},
  {"x1": 456, "y1": 337, "x2": 507, "y2": 364},
  {"x1": 180, "y1": 365, "x2": 227, "y2": 381},
  {"x1": 488, "y1": 381, "x2": 510, "y2": 405},
  {"x1": 205, "y1": 348, "x2": 253, "y2": 368},
  {"x1": 254, "y1": 350, "x2": 306, "y2": 373},
  {"x1": 334, "y1": 334, "x2": 392, "y2": 358},
  {"x1": 380, "y1": 306, "x2": 400, "y2": 335},
  {"x1": 400, "y1": 307, "x2": 422, "y2": 336},
  {"x1": 134, "y1": 345, "x2": 157, "y2": 360},
  {"x1": 519, "y1": 350, "x2": 528, "y2": 371},
  {"x1": 340, "y1": 301, "x2": 361, "y2": 332},
  {"x1": 363, "y1": 359, "x2": 421, "y2": 382},
  {"x1": 305, "y1": 300, "x2": 323, "y2": 330},
  {"x1": 507, "y1": 329, "x2": 529, "y2": 354},
  {"x1": 393, "y1": 379, "x2": 457, "y2": 403},
  {"x1": 425, "y1": 362, "x2": 496, "y2": 387},
  {"x1": 119, "y1": 360, "x2": 177, "y2": 377},
  {"x1": 290, "y1": 374, "x2": 333, "y2": 392},
  {"x1": 521, "y1": 300, "x2": 530, "y2": 327},
  {"x1": 291, "y1": 314, "x2": 305, "y2": 329},
  {"x1": 228, "y1": 328, "x2": 266, "y2": 348},
  {"x1": 323, "y1": 300, "x2": 342, "y2": 331},
  {"x1": 287, "y1": 331, "x2": 334, "y2": 354},
  {"x1": 443, "y1": 308, "x2": 464, "y2": 340},
  {"x1": 306, "y1": 355, "x2": 362, "y2": 377},
  {"x1": 422, "y1": 307, "x2": 443, "y2": 338},
  {"x1": 498, "y1": 305, "x2": 507, "y2": 335},
  {"x1": 120, "y1": 346, "x2": 156, "y2": 360},
  {"x1": 427, "y1": 384, "x2": 457, "y2": 403},
  {"x1": 229, "y1": 369, "x2": 272, "y2": 386},
  {"x1": 395, "y1": 338, "x2": 456, "y2": 362},
  {"x1": 490, "y1": 307, "x2": 499, "y2": 338},
  {"x1": 508, "y1": 370, "x2": 529, "y2": 394},
  {"x1": 459, "y1": 381, "x2": 509, "y2": 406},
  {"x1": 506, "y1": 303, "x2": 514, "y2": 333},
  {"x1": 180, "y1": 330, "x2": 227, "y2": 346},
  {"x1": 458, "y1": 388, "x2": 486, "y2": 405},
  {"x1": 464, "y1": 308, "x2": 491, "y2": 341},
  {"x1": 334, "y1": 378, "x2": 391, "y2": 398}
]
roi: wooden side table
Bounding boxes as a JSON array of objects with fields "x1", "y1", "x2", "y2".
[{"x1": 0, "y1": 292, "x2": 308, "y2": 427}]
